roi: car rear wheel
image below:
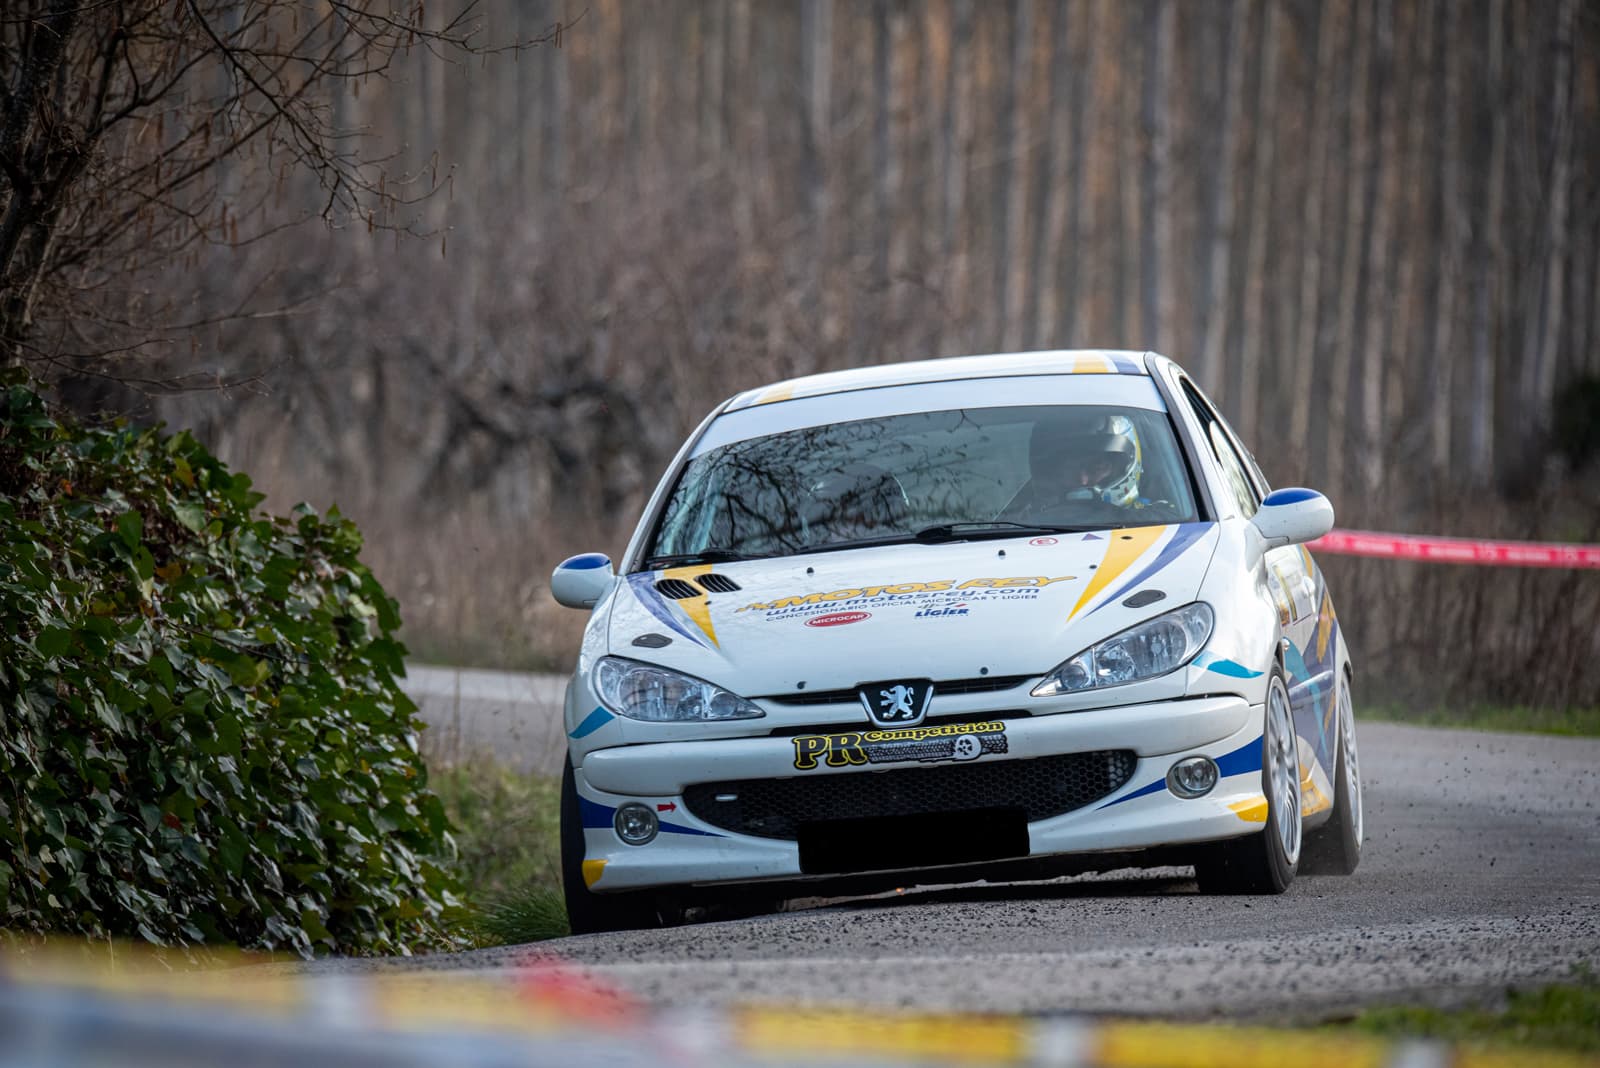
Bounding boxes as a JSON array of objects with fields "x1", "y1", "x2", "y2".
[
  {"x1": 560, "y1": 762, "x2": 666, "y2": 935},
  {"x1": 1195, "y1": 670, "x2": 1300, "y2": 894},
  {"x1": 1300, "y1": 669, "x2": 1363, "y2": 875}
]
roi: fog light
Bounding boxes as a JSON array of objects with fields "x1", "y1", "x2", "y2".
[
  {"x1": 1167, "y1": 756, "x2": 1219, "y2": 799},
  {"x1": 614, "y1": 803, "x2": 659, "y2": 845}
]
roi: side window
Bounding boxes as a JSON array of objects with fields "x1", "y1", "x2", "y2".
[{"x1": 1179, "y1": 381, "x2": 1260, "y2": 519}]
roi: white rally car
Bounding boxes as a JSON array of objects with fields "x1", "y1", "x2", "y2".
[{"x1": 550, "y1": 351, "x2": 1362, "y2": 933}]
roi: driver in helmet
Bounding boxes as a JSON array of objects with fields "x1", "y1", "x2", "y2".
[{"x1": 1004, "y1": 412, "x2": 1155, "y2": 522}]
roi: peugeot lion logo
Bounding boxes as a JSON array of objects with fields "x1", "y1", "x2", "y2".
[{"x1": 858, "y1": 679, "x2": 934, "y2": 727}]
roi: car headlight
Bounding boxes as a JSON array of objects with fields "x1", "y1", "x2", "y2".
[
  {"x1": 593, "y1": 657, "x2": 765, "y2": 722},
  {"x1": 1031, "y1": 602, "x2": 1214, "y2": 697}
]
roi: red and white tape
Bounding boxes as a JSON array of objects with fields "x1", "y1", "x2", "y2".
[{"x1": 1310, "y1": 528, "x2": 1600, "y2": 569}]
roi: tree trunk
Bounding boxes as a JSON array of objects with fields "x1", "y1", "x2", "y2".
[
  {"x1": 872, "y1": 0, "x2": 892, "y2": 289},
  {"x1": 1033, "y1": 0, "x2": 1072, "y2": 345},
  {"x1": 940, "y1": 0, "x2": 976, "y2": 353},
  {"x1": 1236, "y1": 0, "x2": 1278, "y2": 445},
  {"x1": 994, "y1": 0, "x2": 1029, "y2": 351},
  {"x1": 1288, "y1": 0, "x2": 1340, "y2": 468},
  {"x1": 1139, "y1": 0, "x2": 1173, "y2": 354},
  {"x1": 1197, "y1": 0, "x2": 1245, "y2": 401},
  {"x1": 1519, "y1": 0, "x2": 1575, "y2": 465},
  {"x1": 1424, "y1": 0, "x2": 1458, "y2": 478},
  {"x1": 1468, "y1": 0, "x2": 1506, "y2": 486},
  {"x1": 1357, "y1": 0, "x2": 1395, "y2": 492},
  {"x1": 1059, "y1": 0, "x2": 1099, "y2": 346},
  {"x1": 1326, "y1": 0, "x2": 1371, "y2": 496}
]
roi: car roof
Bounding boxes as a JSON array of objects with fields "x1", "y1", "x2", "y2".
[{"x1": 722, "y1": 350, "x2": 1156, "y2": 412}]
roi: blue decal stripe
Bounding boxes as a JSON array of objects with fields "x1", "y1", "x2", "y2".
[
  {"x1": 579, "y1": 796, "x2": 615, "y2": 829},
  {"x1": 1098, "y1": 776, "x2": 1167, "y2": 809},
  {"x1": 570, "y1": 706, "x2": 614, "y2": 739},
  {"x1": 1109, "y1": 353, "x2": 1144, "y2": 375},
  {"x1": 1098, "y1": 734, "x2": 1264, "y2": 810},
  {"x1": 1193, "y1": 652, "x2": 1265, "y2": 678},
  {"x1": 1089, "y1": 522, "x2": 1214, "y2": 616},
  {"x1": 560, "y1": 552, "x2": 612, "y2": 570},
  {"x1": 660, "y1": 820, "x2": 723, "y2": 838},
  {"x1": 1215, "y1": 735, "x2": 1264, "y2": 778},
  {"x1": 626, "y1": 574, "x2": 707, "y2": 648}
]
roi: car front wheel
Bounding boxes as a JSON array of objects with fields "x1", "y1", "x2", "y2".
[{"x1": 1195, "y1": 669, "x2": 1301, "y2": 894}]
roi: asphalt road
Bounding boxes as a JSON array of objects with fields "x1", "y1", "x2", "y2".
[{"x1": 397, "y1": 668, "x2": 1600, "y2": 1021}]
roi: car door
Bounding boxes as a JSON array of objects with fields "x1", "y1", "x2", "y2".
[{"x1": 1170, "y1": 378, "x2": 1331, "y2": 812}]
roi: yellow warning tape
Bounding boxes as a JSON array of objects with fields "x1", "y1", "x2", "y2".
[
  {"x1": 737, "y1": 1007, "x2": 1029, "y2": 1064},
  {"x1": 3, "y1": 942, "x2": 1598, "y2": 1068},
  {"x1": 1094, "y1": 1022, "x2": 1390, "y2": 1068}
]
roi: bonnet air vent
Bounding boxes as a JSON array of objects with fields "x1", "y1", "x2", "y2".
[
  {"x1": 653, "y1": 579, "x2": 703, "y2": 600},
  {"x1": 696, "y1": 573, "x2": 742, "y2": 593}
]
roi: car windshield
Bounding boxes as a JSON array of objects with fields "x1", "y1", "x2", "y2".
[{"x1": 646, "y1": 403, "x2": 1199, "y2": 564}]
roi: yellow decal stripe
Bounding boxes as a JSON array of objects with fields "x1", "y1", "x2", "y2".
[
  {"x1": 662, "y1": 564, "x2": 719, "y2": 647},
  {"x1": 581, "y1": 859, "x2": 607, "y2": 888},
  {"x1": 756, "y1": 384, "x2": 795, "y2": 405},
  {"x1": 1315, "y1": 592, "x2": 1334, "y2": 662},
  {"x1": 1067, "y1": 525, "x2": 1167, "y2": 620},
  {"x1": 1229, "y1": 796, "x2": 1269, "y2": 823},
  {"x1": 1070, "y1": 353, "x2": 1113, "y2": 374},
  {"x1": 1300, "y1": 762, "x2": 1332, "y2": 817}
]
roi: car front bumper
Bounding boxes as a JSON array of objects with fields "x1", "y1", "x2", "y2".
[{"x1": 574, "y1": 694, "x2": 1268, "y2": 893}]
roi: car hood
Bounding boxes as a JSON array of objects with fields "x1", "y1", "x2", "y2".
[{"x1": 607, "y1": 523, "x2": 1221, "y2": 697}]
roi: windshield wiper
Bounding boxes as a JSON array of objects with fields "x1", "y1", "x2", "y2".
[
  {"x1": 643, "y1": 548, "x2": 768, "y2": 569},
  {"x1": 912, "y1": 522, "x2": 1090, "y2": 544}
]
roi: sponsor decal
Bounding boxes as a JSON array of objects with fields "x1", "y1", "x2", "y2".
[
  {"x1": 791, "y1": 721, "x2": 1008, "y2": 770},
  {"x1": 740, "y1": 575, "x2": 1077, "y2": 622},
  {"x1": 1028, "y1": 537, "x2": 1059, "y2": 546},
  {"x1": 656, "y1": 802, "x2": 677, "y2": 813},
  {"x1": 806, "y1": 611, "x2": 871, "y2": 628},
  {"x1": 913, "y1": 602, "x2": 969, "y2": 618}
]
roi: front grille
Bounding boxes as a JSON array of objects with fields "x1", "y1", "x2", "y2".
[
  {"x1": 682, "y1": 750, "x2": 1137, "y2": 840},
  {"x1": 933, "y1": 674, "x2": 1032, "y2": 696},
  {"x1": 696, "y1": 573, "x2": 742, "y2": 593},
  {"x1": 762, "y1": 688, "x2": 859, "y2": 707},
  {"x1": 760, "y1": 674, "x2": 1033, "y2": 707},
  {"x1": 653, "y1": 578, "x2": 703, "y2": 599}
]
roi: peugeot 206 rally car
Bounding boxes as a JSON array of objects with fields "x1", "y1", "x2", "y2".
[{"x1": 549, "y1": 351, "x2": 1362, "y2": 933}]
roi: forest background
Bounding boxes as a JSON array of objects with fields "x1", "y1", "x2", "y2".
[{"x1": 15, "y1": 0, "x2": 1600, "y2": 711}]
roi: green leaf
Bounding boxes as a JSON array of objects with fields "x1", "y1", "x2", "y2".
[
  {"x1": 116, "y1": 511, "x2": 143, "y2": 549},
  {"x1": 172, "y1": 500, "x2": 206, "y2": 533},
  {"x1": 36, "y1": 627, "x2": 72, "y2": 658}
]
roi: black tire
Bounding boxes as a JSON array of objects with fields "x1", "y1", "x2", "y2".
[
  {"x1": 1300, "y1": 669, "x2": 1363, "y2": 875},
  {"x1": 1195, "y1": 670, "x2": 1301, "y2": 895},
  {"x1": 560, "y1": 762, "x2": 662, "y2": 934}
]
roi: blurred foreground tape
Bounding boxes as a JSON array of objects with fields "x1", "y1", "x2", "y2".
[
  {"x1": 1310, "y1": 529, "x2": 1600, "y2": 568},
  {"x1": 2, "y1": 944, "x2": 1597, "y2": 1068}
]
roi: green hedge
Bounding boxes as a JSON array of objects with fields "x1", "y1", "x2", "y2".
[{"x1": 0, "y1": 377, "x2": 460, "y2": 955}]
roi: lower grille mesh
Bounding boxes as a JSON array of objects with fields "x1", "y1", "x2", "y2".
[{"x1": 682, "y1": 750, "x2": 1137, "y2": 840}]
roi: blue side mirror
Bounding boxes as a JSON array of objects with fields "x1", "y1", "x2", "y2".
[
  {"x1": 1252, "y1": 488, "x2": 1334, "y2": 549},
  {"x1": 551, "y1": 553, "x2": 615, "y2": 609}
]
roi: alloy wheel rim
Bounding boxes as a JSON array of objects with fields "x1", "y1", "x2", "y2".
[
  {"x1": 1268, "y1": 680, "x2": 1301, "y2": 865},
  {"x1": 1340, "y1": 680, "x2": 1363, "y2": 846}
]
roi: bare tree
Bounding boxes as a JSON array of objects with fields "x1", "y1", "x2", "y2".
[{"x1": 0, "y1": 1, "x2": 562, "y2": 389}]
